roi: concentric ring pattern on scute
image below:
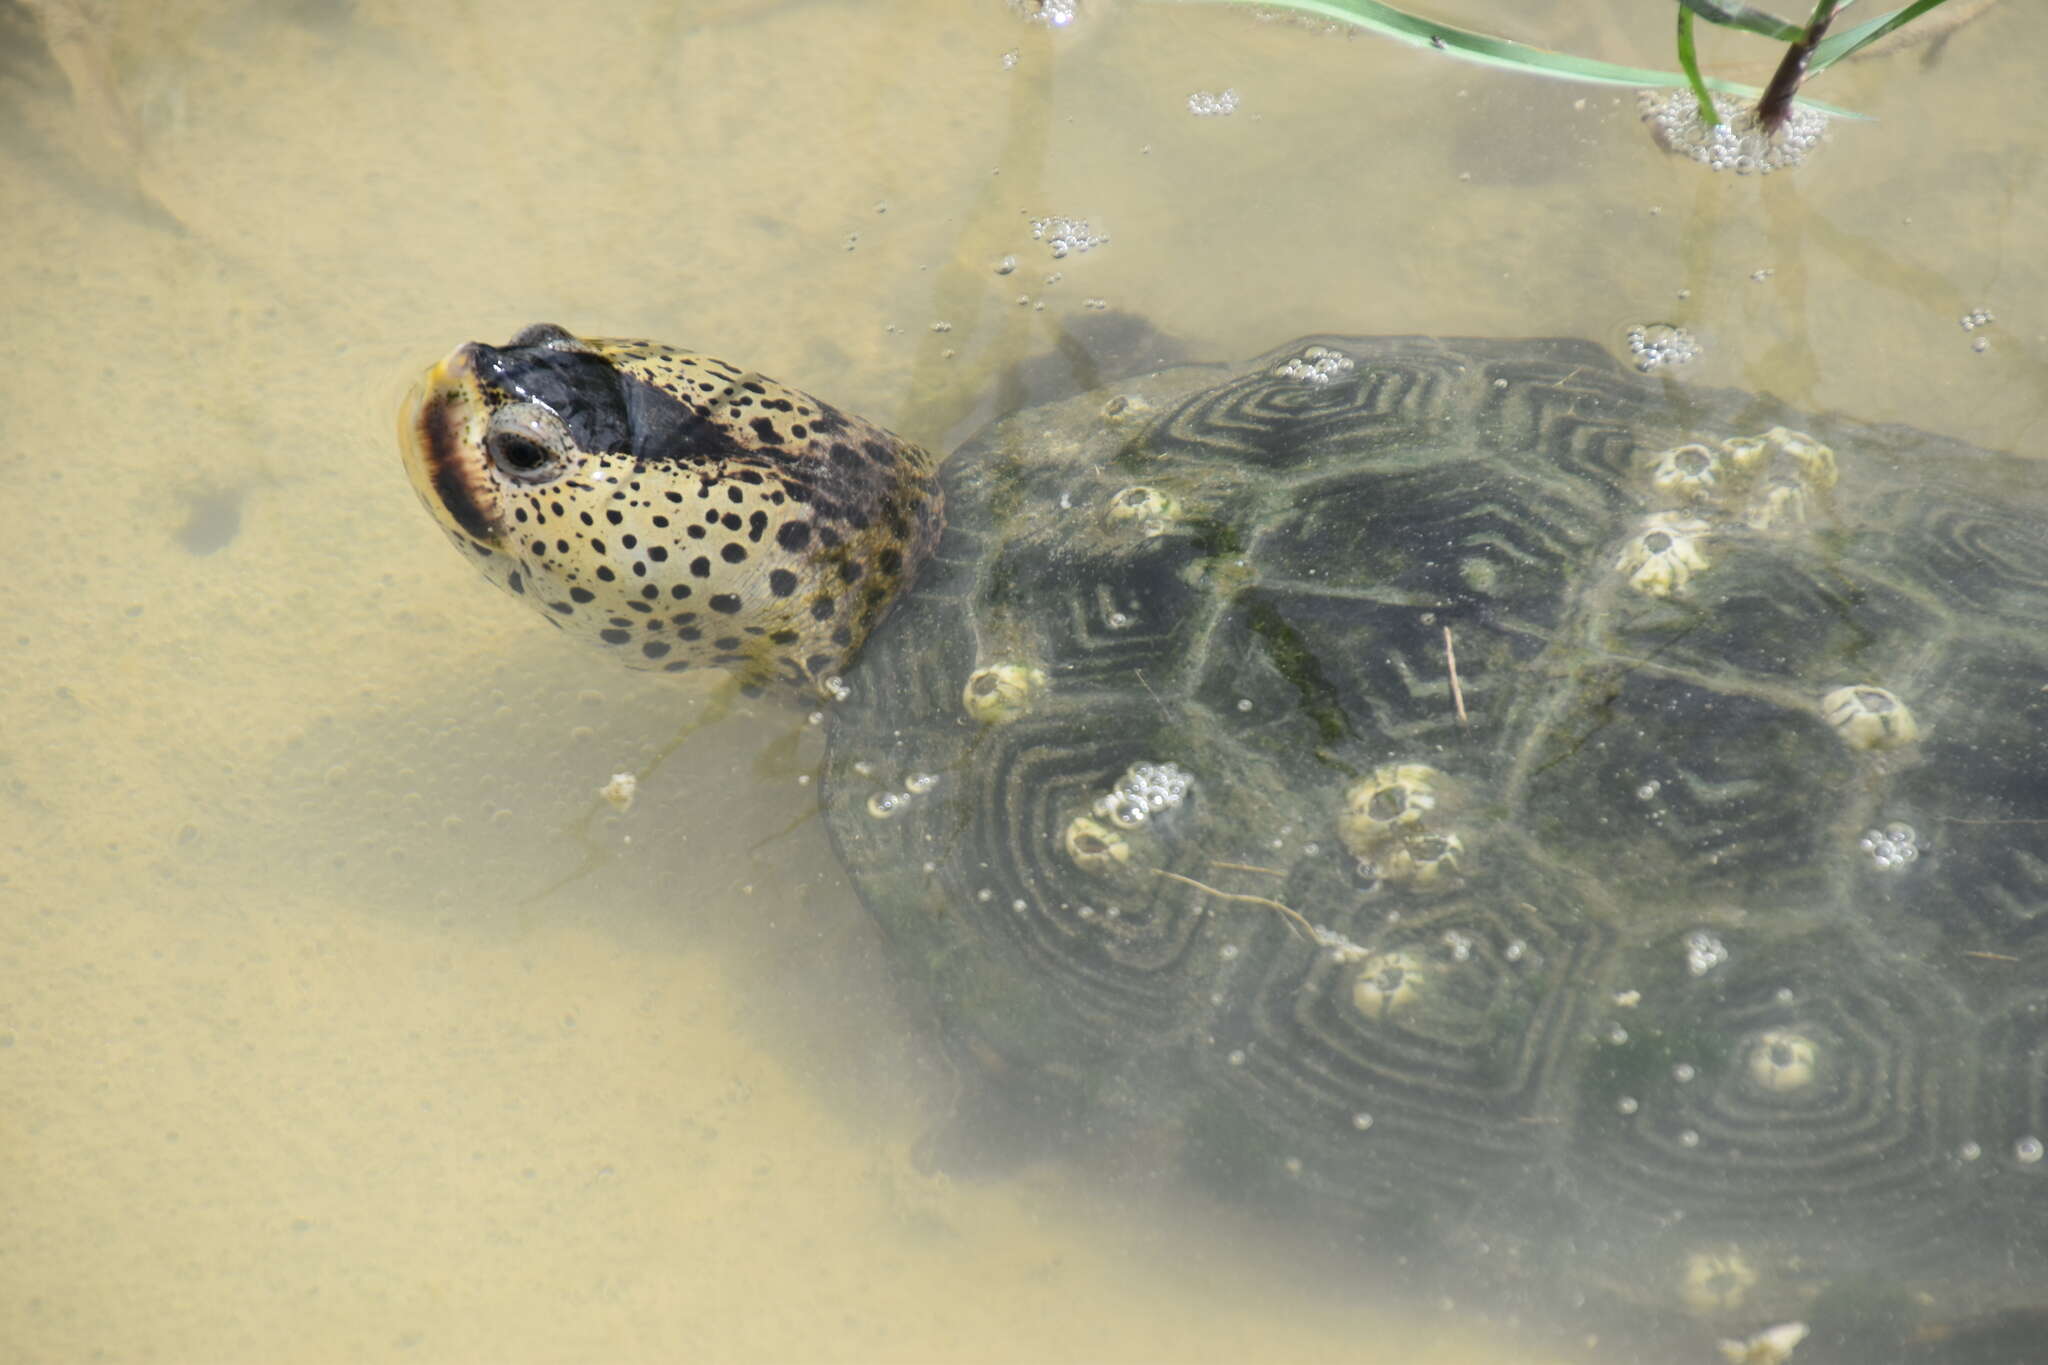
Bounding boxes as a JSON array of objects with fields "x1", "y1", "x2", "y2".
[{"x1": 821, "y1": 335, "x2": 2048, "y2": 1334}]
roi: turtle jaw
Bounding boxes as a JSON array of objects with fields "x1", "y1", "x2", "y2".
[{"x1": 398, "y1": 343, "x2": 507, "y2": 548}]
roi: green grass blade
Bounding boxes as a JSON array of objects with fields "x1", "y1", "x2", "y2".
[
  {"x1": 1676, "y1": 0, "x2": 1805, "y2": 43},
  {"x1": 1184, "y1": 0, "x2": 1865, "y2": 116},
  {"x1": 1676, "y1": 7, "x2": 1721, "y2": 125},
  {"x1": 1810, "y1": 0, "x2": 1959, "y2": 69}
]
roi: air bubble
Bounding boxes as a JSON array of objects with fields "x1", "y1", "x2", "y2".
[
  {"x1": 1274, "y1": 345, "x2": 1355, "y2": 385},
  {"x1": 1959, "y1": 1141, "x2": 1982, "y2": 1161},
  {"x1": 1635, "y1": 780, "x2": 1661, "y2": 801},
  {"x1": 1029, "y1": 214, "x2": 1106, "y2": 257},
  {"x1": 1187, "y1": 88, "x2": 1239, "y2": 116},
  {"x1": 2019, "y1": 1136, "x2": 2045, "y2": 1165},
  {"x1": 1684, "y1": 930, "x2": 1729, "y2": 977},
  {"x1": 1679, "y1": 1129, "x2": 1701, "y2": 1148},
  {"x1": 1617, "y1": 1096, "x2": 1639, "y2": 1115},
  {"x1": 1625, "y1": 324, "x2": 1699, "y2": 372},
  {"x1": 866, "y1": 792, "x2": 904, "y2": 819},
  {"x1": 1227, "y1": 1048, "x2": 1246, "y2": 1067},
  {"x1": 904, "y1": 772, "x2": 939, "y2": 794},
  {"x1": 1673, "y1": 1063, "x2": 1696, "y2": 1083},
  {"x1": 1352, "y1": 1112, "x2": 1375, "y2": 1131},
  {"x1": 1236, "y1": 698, "x2": 1253, "y2": 712},
  {"x1": 1639, "y1": 88, "x2": 1827, "y2": 174}
]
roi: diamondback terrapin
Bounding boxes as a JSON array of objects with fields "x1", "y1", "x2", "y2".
[{"x1": 399, "y1": 324, "x2": 2048, "y2": 1362}]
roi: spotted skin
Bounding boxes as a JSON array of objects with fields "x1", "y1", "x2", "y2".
[{"x1": 399, "y1": 324, "x2": 943, "y2": 691}]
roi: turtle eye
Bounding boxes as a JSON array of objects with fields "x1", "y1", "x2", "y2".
[{"x1": 485, "y1": 402, "x2": 571, "y2": 484}]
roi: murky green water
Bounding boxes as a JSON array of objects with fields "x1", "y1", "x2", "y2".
[{"x1": 3, "y1": 2, "x2": 2043, "y2": 1362}]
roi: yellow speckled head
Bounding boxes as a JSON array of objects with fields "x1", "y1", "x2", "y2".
[{"x1": 398, "y1": 324, "x2": 943, "y2": 692}]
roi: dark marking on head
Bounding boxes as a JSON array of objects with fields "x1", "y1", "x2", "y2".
[{"x1": 418, "y1": 392, "x2": 496, "y2": 540}]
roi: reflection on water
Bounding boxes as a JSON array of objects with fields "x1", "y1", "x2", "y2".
[{"x1": 2, "y1": 2, "x2": 2043, "y2": 1362}]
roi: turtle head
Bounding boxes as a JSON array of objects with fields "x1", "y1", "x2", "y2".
[{"x1": 399, "y1": 324, "x2": 943, "y2": 693}]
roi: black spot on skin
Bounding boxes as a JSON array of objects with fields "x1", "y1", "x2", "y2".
[
  {"x1": 641, "y1": 584, "x2": 660, "y2": 599},
  {"x1": 581, "y1": 511, "x2": 595, "y2": 526},
  {"x1": 770, "y1": 629, "x2": 799, "y2": 644},
  {"x1": 810, "y1": 597, "x2": 835, "y2": 621},
  {"x1": 664, "y1": 660, "x2": 690, "y2": 673},
  {"x1": 722, "y1": 513, "x2": 742, "y2": 531},
  {"x1": 642, "y1": 641, "x2": 670, "y2": 659},
  {"x1": 790, "y1": 425, "x2": 808, "y2": 440},
  {"x1": 648, "y1": 545, "x2": 668, "y2": 562},
  {"x1": 877, "y1": 547, "x2": 902, "y2": 575},
  {"x1": 570, "y1": 587, "x2": 595, "y2": 603},
  {"x1": 556, "y1": 539, "x2": 571, "y2": 554},
  {"x1": 651, "y1": 515, "x2": 669, "y2": 528},
  {"x1": 715, "y1": 636, "x2": 741, "y2": 650},
  {"x1": 506, "y1": 571, "x2": 525, "y2": 595},
  {"x1": 782, "y1": 483, "x2": 812, "y2": 504},
  {"x1": 665, "y1": 491, "x2": 684, "y2": 504},
  {"x1": 839, "y1": 560, "x2": 863, "y2": 583},
  {"x1": 628, "y1": 601, "x2": 652, "y2": 614},
  {"x1": 728, "y1": 486, "x2": 744, "y2": 505},
  {"x1": 621, "y1": 534, "x2": 637, "y2": 549},
  {"x1": 531, "y1": 540, "x2": 547, "y2": 557},
  {"x1": 672, "y1": 611, "x2": 696, "y2": 625},
  {"x1": 549, "y1": 602, "x2": 574, "y2": 615},
  {"x1": 748, "y1": 510, "x2": 768, "y2": 542},
  {"x1": 670, "y1": 584, "x2": 691, "y2": 599},
  {"x1": 691, "y1": 556, "x2": 711, "y2": 578},
  {"x1": 631, "y1": 562, "x2": 647, "y2": 577},
  {"x1": 736, "y1": 470, "x2": 764, "y2": 485},
  {"x1": 831, "y1": 626, "x2": 852, "y2": 647},
  {"x1": 709, "y1": 594, "x2": 742, "y2": 614},
  {"x1": 750, "y1": 417, "x2": 780, "y2": 444},
  {"x1": 721, "y1": 544, "x2": 747, "y2": 564},
  {"x1": 769, "y1": 569, "x2": 798, "y2": 597},
  {"x1": 606, "y1": 510, "x2": 622, "y2": 525},
  {"x1": 805, "y1": 652, "x2": 836, "y2": 675},
  {"x1": 596, "y1": 566, "x2": 616, "y2": 582},
  {"x1": 591, "y1": 539, "x2": 607, "y2": 554},
  {"x1": 677, "y1": 626, "x2": 702, "y2": 641},
  {"x1": 600, "y1": 628, "x2": 631, "y2": 644},
  {"x1": 687, "y1": 525, "x2": 706, "y2": 539},
  {"x1": 816, "y1": 526, "x2": 840, "y2": 549},
  {"x1": 777, "y1": 521, "x2": 811, "y2": 551}
]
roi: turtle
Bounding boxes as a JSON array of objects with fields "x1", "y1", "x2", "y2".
[{"x1": 398, "y1": 323, "x2": 2048, "y2": 1362}]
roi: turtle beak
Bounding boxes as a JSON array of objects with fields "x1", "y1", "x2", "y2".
[{"x1": 398, "y1": 342, "x2": 504, "y2": 546}]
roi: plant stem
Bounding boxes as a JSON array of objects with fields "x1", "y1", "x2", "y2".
[
  {"x1": 1676, "y1": 6, "x2": 1720, "y2": 126},
  {"x1": 1757, "y1": 0, "x2": 1839, "y2": 132}
]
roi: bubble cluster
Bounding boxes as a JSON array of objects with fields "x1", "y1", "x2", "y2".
[
  {"x1": 1030, "y1": 214, "x2": 1107, "y2": 259},
  {"x1": 1685, "y1": 929, "x2": 1729, "y2": 977},
  {"x1": 1008, "y1": 0, "x2": 1078, "y2": 26},
  {"x1": 1625, "y1": 322, "x2": 1700, "y2": 372},
  {"x1": 1273, "y1": 344, "x2": 1355, "y2": 385},
  {"x1": 1637, "y1": 89, "x2": 1828, "y2": 174},
  {"x1": 600, "y1": 771, "x2": 638, "y2": 812},
  {"x1": 1095, "y1": 761, "x2": 1194, "y2": 828},
  {"x1": 1858, "y1": 821, "x2": 1923, "y2": 870},
  {"x1": 1960, "y1": 307, "x2": 1994, "y2": 332},
  {"x1": 1187, "y1": 88, "x2": 1239, "y2": 116}
]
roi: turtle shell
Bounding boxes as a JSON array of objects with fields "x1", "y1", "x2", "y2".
[{"x1": 820, "y1": 336, "x2": 2048, "y2": 1355}]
